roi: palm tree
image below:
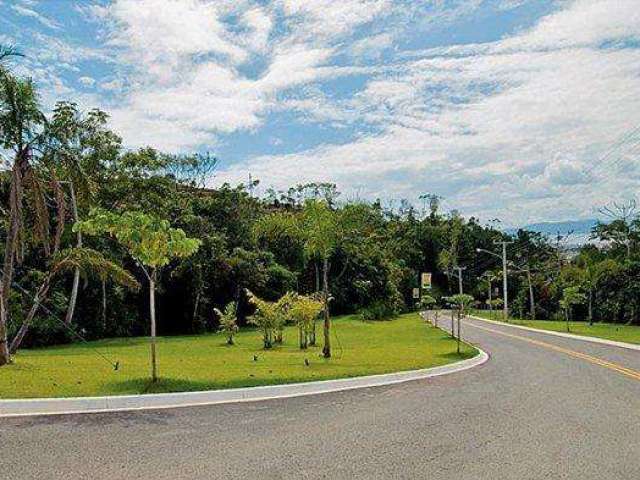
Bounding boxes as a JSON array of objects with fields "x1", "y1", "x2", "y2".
[
  {"x1": 301, "y1": 200, "x2": 340, "y2": 358},
  {"x1": 9, "y1": 248, "x2": 139, "y2": 353},
  {"x1": 0, "y1": 64, "x2": 46, "y2": 365},
  {"x1": 0, "y1": 45, "x2": 22, "y2": 74}
]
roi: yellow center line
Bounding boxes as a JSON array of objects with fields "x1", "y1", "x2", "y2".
[{"x1": 465, "y1": 320, "x2": 640, "y2": 382}]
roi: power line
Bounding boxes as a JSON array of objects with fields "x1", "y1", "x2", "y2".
[{"x1": 1, "y1": 268, "x2": 120, "y2": 370}]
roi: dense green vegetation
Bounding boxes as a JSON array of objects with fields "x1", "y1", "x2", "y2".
[
  {"x1": 0, "y1": 313, "x2": 477, "y2": 399},
  {"x1": 2, "y1": 45, "x2": 640, "y2": 374},
  {"x1": 471, "y1": 310, "x2": 640, "y2": 345}
]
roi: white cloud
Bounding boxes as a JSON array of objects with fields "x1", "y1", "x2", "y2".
[
  {"x1": 99, "y1": 78, "x2": 124, "y2": 91},
  {"x1": 214, "y1": 0, "x2": 640, "y2": 225},
  {"x1": 11, "y1": 4, "x2": 60, "y2": 30},
  {"x1": 78, "y1": 76, "x2": 96, "y2": 87},
  {"x1": 348, "y1": 33, "x2": 394, "y2": 62},
  {"x1": 91, "y1": 0, "x2": 392, "y2": 151},
  {"x1": 242, "y1": 7, "x2": 273, "y2": 53},
  {"x1": 9, "y1": 0, "x2": 640, "y2": 224},
  {"x1": 279, "y1": 0, "x2": 391, "y2": 40}
]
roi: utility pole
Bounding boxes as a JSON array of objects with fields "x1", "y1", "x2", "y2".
[
  {"x1": 481, "y1": 272, "x2": 493, "y2": 317},
  {"x1": 248, "y1": 173, "x2": 254, "y2": 197},
  {"x1": 508, "y1": 262, "x2": 536, "y2": 320},
  {"x1": 526, "y1": 267, "x2": 535, "y2": 320},
  {"x1": 494, "y1": 241, "x2": 512, "y2": 322},
  {"x1": 454, "y1": 266, "x2": 466, "y2": 295}
]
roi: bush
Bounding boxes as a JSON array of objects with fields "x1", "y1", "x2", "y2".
[{"x1": 361, "y1": 300, "x2": 399, "y2": 321}]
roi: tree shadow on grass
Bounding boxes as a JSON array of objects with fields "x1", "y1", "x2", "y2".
[
  {"x1": 104, "y1": 377, "x2": 226, "y2": 395},
  {"x1": 103, "y1": 375, "x2": 307, "y2": 395}
]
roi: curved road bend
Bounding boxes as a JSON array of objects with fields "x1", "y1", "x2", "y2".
[{"x1": 2, "y1": 315, "x2": 639, "y2": 479}]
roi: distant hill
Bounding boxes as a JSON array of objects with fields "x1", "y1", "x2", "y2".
[{"x1": 504, "y1": 219, "x2": 602, "y2": 245}]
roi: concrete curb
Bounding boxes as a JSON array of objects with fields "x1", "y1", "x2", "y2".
[
  {"x1": 0, "y1": 348, "x2": 489, "y2": 418},
  {"x1": 467, "y1": 315, "x2": 640, "y2": 352}
]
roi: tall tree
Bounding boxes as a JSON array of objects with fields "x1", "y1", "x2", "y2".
[
  {"x1": 301, "y1": 200, "x2": 341, "y2": 358},
  {"x1": 75, "y1": 209, "x2": 201, "y2": 381},
  {"x1": 0, "y1": 70, "x2": 46, "y2": 365},
  {"x1": 9, "y1": 247, "x2": 139, "y2": 353}
]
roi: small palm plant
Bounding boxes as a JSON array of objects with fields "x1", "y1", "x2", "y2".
[
  {"x1": 247, "y1": 292, "x2": 278, "y2": 349},
  {"x1": 420, "y1": 295, "x2": 438, "y2": 326},
  {"x1": 560, "y1": 286, "x2": 586, "y2": 332},
  {"x1": 274, "y1": 291, "x2": 297, "y2": 344},
  {"x1": 290, "y1": 294, "x2": 324, "y2": 349},
  {"x1": 216, "y1": 302, "x2": 239, "y2": 345}
]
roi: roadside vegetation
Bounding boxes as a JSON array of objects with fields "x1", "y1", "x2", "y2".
[
  {"x1": 471, "y1": 310, "x2": 640, "y2": 345},
  {"x1": 0, "y1": 313, "x2": 477, "y2": 399},
  {"x1": 2, "y1": 44, "x2": 640, "y2": 392}
]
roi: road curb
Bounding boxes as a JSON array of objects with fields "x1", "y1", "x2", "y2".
[
  {"x1": 0, "y1": 347, "x2": 488, "y2": 418},
  {"x1": 467, "y1": 315, "x2": 640, "y2": 351}
]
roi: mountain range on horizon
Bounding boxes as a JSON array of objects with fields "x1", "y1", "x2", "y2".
[{"x1": 505, "y1": 218, "x2": 602, "y2": 241}]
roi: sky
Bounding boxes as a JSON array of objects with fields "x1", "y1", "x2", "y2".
[{"x1": 1, "y1": 0, "x2": 640, "y2": 227}]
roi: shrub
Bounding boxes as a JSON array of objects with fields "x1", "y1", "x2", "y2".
[
  {"x1": 361, "y1": 300, "x2": 399, "y2": 321},
  {"x1": 289, "y1": 294, "x2": 323, "y2": 349},
  {"x1": 215, "y1": 302, "x2": 238, "y2": 345}
]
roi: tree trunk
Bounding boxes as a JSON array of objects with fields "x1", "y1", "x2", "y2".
[
  {"x1": 64, "y1": 182, "x2": 82, "y2": 326},
  {"x1": 149, "y1": 271, "x2": 158, "y2": 382},
  {"x1": 309, "y1": 320, "x2": 316, "y2": 346},
  {"x1": 322, "y1": 257, "x2": 331, "y2": 358},
  {"x1": 65, "y1": 269, "x2": 81, "y2": 326},
  {"x1": 101, "y1": 279, "x2": 107, "y2": 329},
  {"x1": 488, "y1": 282, "x2": 492, "y2": 318},
  {"x1": 0, "y1": 152, "x2": 27, "y2": 366},
  {"x1": 192, "y1": 291, "x2": 201, "y2": 328},
  {"x1": 299, "y1": 326, "x2": 307, "y2": 349},
  {"x1": 527, "y1": 269, "x2": 535, "y2": 320},
  {"x1": 311, "y1": 260, "x2": 319, "y2": 346},
  {"x1": 456, "y1": 310, "x2": 461, "y2": 354},
  {"x1": 450, "y1": 309, "x2": 455, "y2": 338},
  {"x1": 588, "y1": 288, "x2": 593, "y2": 326},
  {"x1": 9, "y1": 272, "x2": 53, "y2": 354}
]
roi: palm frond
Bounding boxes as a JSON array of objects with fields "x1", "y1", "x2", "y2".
[
  {"x1": 52, "y1": 247, "x2": 140, "y2": 291},
  {"x1": 0, "y1": 45, "x2": 23, "y2": 63}
]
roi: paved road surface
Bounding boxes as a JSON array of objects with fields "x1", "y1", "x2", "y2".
[{"x1": 2, "y1": 315, "x2": 639, "y2": 479}]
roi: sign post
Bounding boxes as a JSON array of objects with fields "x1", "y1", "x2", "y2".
[{"x1": 421, "y1": 273, "x2": 432, "y2": 290}]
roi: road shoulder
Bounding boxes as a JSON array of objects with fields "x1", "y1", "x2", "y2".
[
  {"x1": 467, "y1": 315, "x2": 640, "y2": 352},
  {"x1": 0, "y1": 347, "x2": 488, "y2": 418}
]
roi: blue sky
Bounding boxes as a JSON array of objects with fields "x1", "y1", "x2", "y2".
[{"x1": 2, "y1": 0, "x2": 640, "y2": 227}]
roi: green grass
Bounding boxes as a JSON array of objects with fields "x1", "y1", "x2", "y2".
[
  {"x1": 0, "y1": 313, "x2": 477, "y2": 399},
  {"x1": 471, "y1": 310, "x2": 640, "y2": 345}
]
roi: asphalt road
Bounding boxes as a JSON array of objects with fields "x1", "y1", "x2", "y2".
[{"x1": 2, "y1": 315, "x2": 639, "y2": 479}]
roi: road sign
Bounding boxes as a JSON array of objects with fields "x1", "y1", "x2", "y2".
[
  {"x1": 421, "y1": 273, "x2": 432, "y2": 289},
  {"x1": 412, "y1": 288, "x2": 420, "y2": 299}
]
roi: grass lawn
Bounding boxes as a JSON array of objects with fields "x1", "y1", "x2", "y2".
[
  {"x1": 471, "y1": 310, "x2": 640, "y2": 345},
  {"x1": 0, "y1": 313, "x2": 477, "y2": 399}
]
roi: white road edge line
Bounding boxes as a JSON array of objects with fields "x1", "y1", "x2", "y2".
[
  {"x1": 0, "y1": 345, "x2": 488, "y2": 419},
  {"x1": 467, "y1": 315, "x2": 640, "y2": 352}
]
